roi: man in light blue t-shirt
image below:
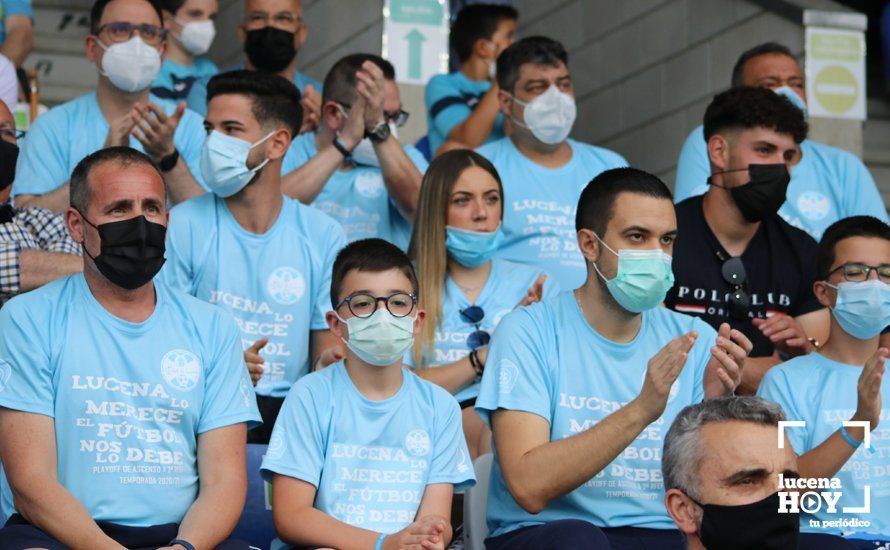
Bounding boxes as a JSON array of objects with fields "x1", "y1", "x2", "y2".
[
  {"x1": 280, "y1": 54, "x2": 426, "y2": 250},
  {"x1": 161, "y1": 70, "x2": 345, "y2": 444},
  {"x1": 261, "y1": 238, "x2": 474, "y2": 550},
  {"x1": 758, "y1": 216, "x2": 890, "y2": 545},
  {"x1": 477, "y1": 168, "x2": 752, "y2": 549},
  {"x1": 425, "y1": 4, "x2": 516, "y2": 155},
  {"x1": 476, "y1": 37, "x2": 628, "y2": 290},
  {"x1": 675, "y1": 42, "x2": 888, "y2": 241},
  {"x1": 185, "y1": 0, "x2": 322, "y2": 135},
  {"x1": 0, "y1": 147, "x2": 260, "y2": 549},
  {"x1": 150, "y1": 0, "x2": 220, "y2": 102},
  {"x1": 12, "y1": 0, "x2": 207, "y2": 213}
]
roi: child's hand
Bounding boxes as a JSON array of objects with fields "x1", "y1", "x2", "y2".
[
  {"x1": 418, "y1": 516, "x2": 448, "y2": 550},
  {"x1": 382, "y1": 516, "x2": 448, "y2": 550}
]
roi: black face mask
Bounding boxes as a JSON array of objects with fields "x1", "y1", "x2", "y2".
[
  {"x1": 0, "y1": 139, "x2": 19, "y2": 193},
  {"x1": 244, "y1": 27, "x2": 297, "y2": 74},
  {"x1": 691, "y1": 491, "x2": 799, "y2": 550},
  {"x1": 80, "y1": 214, "x2": 167, "y2": 290},
  {"x1": 709, "y1": 163, "x2": 790, "y2": 223}
]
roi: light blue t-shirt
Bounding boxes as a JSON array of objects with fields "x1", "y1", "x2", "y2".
[
  {"x1": 281, "y1": 131, "x2": 429, "y2": 249},
  {"x1": 758, "y1": 352, "x2": 890, "y2": 540},
  {"x1": 674, "y1": 125, "x2": 889, "y2": 240},
  {"x1": 186, "y1": 65, "x2": 321, "y2": 116},
  {"x1": 12, "y1": 92, "x2": 207, "y2": 198},
  {"x1": 160, "y1": 194, "x2": 346, "y2": 398},
  {"x1": 476, "y1": 138, "x2": 628, "y2": 290},
  {"x1": 260, "y1": 362, "x2": 475, "y2": 538},
  {"x1": 405, "y1": 259, "x2": 560, "y2": 402},
  {"x1": 0, "y1": 0, "x2": 32, "y2": 45},
  {"x1": 0, "y1": 274, "x2": 261, "y2": 526},
  {"x1": 476, "y1": 292, "x2": 716, "y2": 537},
  {"x1": 151, "y1": 57, "x2": 219, "y2": 102},
  {"x1": 425, "y1": 71, "x2": 505, "y2": 154}
]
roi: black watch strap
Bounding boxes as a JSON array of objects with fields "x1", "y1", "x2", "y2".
[
  {"x1": 332, "y1": 137, "x2": 351, "y2": 158},
  {"x1": 158, "y1": 149, "x2": 179, "y2": 173},
  {"x1": 367, "y1": 121, "x2": 390, "y2": 144}
]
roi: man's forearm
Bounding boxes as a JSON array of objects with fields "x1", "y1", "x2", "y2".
[
  {"x1": 281, "y1": 146, "x2": 344, "y2": 204},
  {"x1": 164, "y1": 159, "x2": 204, "y2": 205},
  {"x1": 375, "y1": 139, "x2": 421, "y2": 219},
  {"x1": 495, "y1": 399, "x2": 656, "y2": 513},
  {"x1": 737, "y1": 355, "x2": 781, "y2": 395},
  {"x1": 13, "y1": 477, "x2": 122, "y2": 549},
  {"x1": 20, "y1": 250, "x2": 82, "y2": 291},
  {"x1": 15, "y1": 184, "x2": 71, "y2": 213}
]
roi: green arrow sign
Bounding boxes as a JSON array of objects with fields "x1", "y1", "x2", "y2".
[{"x1": 404, "y1": 28, "x2": 426, "y2": 80}]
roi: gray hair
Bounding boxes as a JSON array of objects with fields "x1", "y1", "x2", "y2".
[
  {"x1": 662, "y1": 396, "x2": 786, "y2": 500},
  {"x1": 70, "y1": 146, "x2": 162, "y2": 214}
]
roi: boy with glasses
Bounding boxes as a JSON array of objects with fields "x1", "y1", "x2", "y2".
[
  {"x1": 12, "y1": 0, "x2": 208, "y2": 213},
  {"x1": 758, "y1": 215, "x2": 890, "y2": 546},
  {"x1": 664, "y1": 86, "x2": 824, "y2": 394},
  {"x1": 261, "y1": 238, "x2": 475, "y2": 550}
]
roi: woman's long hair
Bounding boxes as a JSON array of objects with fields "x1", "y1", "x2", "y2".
[{"x1": 407, "y1": 149, "x2": 504, "y2": 368}]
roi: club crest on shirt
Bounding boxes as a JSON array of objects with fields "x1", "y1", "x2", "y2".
[
  {"x1": 796, "y1": 191, "x2": 830, "y2": 221},
  {"x1": 354, "y1": 170, "x2": 385, "y2": 199},
  {"x1": 239, "y1": 377, "x2": 252, "y2": 409},
  {"x1": 0, "y1": 360, "x2": 11, "y2": 393},
  {"x1": 497, "y1": 359, "x2": 520, "y2": 395},
  {"x1": 455, "y1": 447, "x2": 469, "y2": 474},
  {"x1": 404, "y1": 429, "x2": 431, "y2": 457},
  {"x1": 267, "y1": 266, "x2": 305, "y2": 305},
  {"x1": 266, "y1": 431, "x2": 285, "y2": 461},
  {"x1": 161, "y1": 349, "x2": 201, "y2": 392}
]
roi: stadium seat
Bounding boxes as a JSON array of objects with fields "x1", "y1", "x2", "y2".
[
  {"x1": 463, "y1": 453, "x2": 493, "y2": 550},
  {"x1": 231, "y1": 444, "x2": 276, "y2": 549}
]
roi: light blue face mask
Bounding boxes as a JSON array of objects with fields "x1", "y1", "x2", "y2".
[
  {"x1": 200, "y1": 130, "x2": 273, "y2": 198},
  {"x1": 773, "y1": 86, "x2": 808, "y2": 120},
  {"x1": 592, "y1": 235, "x2": 675, "y2": 313},
  {"x1": 825, "y1": 280, "x2": 890, "y2": 340},
  {"x1": 445, "y1": 224, "x2": 506, "y2": 268},
  {"x1": 338, "y1": 308, "x2": 416, "y2": 367}
]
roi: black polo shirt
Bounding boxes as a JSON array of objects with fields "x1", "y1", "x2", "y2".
[{"x1": 664, "y1": 195, "x2": 822, "y2": 357}]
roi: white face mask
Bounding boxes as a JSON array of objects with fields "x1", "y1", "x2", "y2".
[
  {"x1": 486, "y1": 41, "x2": 497, "y2": 80},
  {"x1": 98, "y1": 36, "x2": 162, "y2": 93},
  {"x1": 511, "y1": 85, "x2": 577, "y2": 145},
  {"x1": 175, "y1": 19, "x2": 215, "y2": 56}
]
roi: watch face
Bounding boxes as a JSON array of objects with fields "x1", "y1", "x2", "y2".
[{"x1": 370, "y1": 122, "x2": 390, "y2": 142}]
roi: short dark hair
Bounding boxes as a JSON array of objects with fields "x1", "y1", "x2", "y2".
[
  {"x1": 496, "y1": 36, "x2": 567, "y2": 93},
  {"x1": 91, "y1": 0, "x2": 164, "y2": 34},
  {"x1": 330, "y1": 238, "x2": 420, "y2": 309},
  {"x1": 207, "y1": 70, "x2": 303, "y2": 136},
  {"x1": 451, "y1": 4, "x2": 518, "y2": 63},
  {"x1": 157, "y1": 0, "x2": 185, "y2": 14},
  {"x1": 703, "y1": 86, "x2": 807, "y2": 144},
  {"x1": 322, "y1": 54, "x2": 396, "y2": 106},
  {"x1": 575, "y1": 168, "x2": 673, "y2": 237},
  {"x1": 70, "y1": 147, "x2": 163, "y2": 213},
  {"x1": 731, "y1": 42, "x2": 796, "y2": 88},
  {"x1": 817, "y1": 216, "x2": 890, "y2": 279}
]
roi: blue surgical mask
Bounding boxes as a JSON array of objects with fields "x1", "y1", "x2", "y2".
[
  {"x1": 825, "y1": 280, "x2": 890, "y2": 340},
  {"x1": 338, "y1": 308, "x2": 416, "y2": 366},
  {"x1": 773, "y1": 86, "x2": 808, "y2": 120},
  {"x1": 592, "y1": 235, "x2": 674, "y2": 313},
  {"x1": 200, "y1": 130, "x2": 273, "y2": 197},
  {"x1": 445, "y1": 224, "x2": 506, "y2": 267}
]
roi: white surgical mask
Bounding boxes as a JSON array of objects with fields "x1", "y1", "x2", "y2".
[
  {"x1": 486, "y1": 41, "x2": 498, "y2": 80},
  {"x1": 338, "y1": 308, "x2": 415, "y2": 366},
  {"x1": 175, "y1": 19, "x2": 215, "y2": 56},
  {"x1": 98, "y1": 36, "x2": 162, "y2": 93},
  {"x1": 200, "y1": 130, "x2": 273, "y2": 197},
  {"x1": 511, "y1": 85, "x2": 577, "y2": 144}
]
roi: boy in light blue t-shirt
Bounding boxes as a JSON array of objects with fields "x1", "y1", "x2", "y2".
[
  {"x1": 150, "y1": 0, "x2": 219, "y2": 101},
  {"x1": 758, "y1": 216, "x2": 890, "y2": 545},
  {"x1": 476, "y1": 167, "x2": 751, "y2": 550},
  {"x1": 261, "y1": 238, "x2": 475, "y2": 550}
]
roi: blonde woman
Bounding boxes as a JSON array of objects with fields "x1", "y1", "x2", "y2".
[{"x1": 408, "y1": 149, "x2": 558, "y2": 458}]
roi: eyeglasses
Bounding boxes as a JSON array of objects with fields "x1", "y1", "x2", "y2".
[
  {"x1": 0, "y1": 129, "x2": 24, "y2": 141},
  {"x1": 337, "y1": 101, "x2": 410, "y2": 128},
  {"x1": 244, "y1": 11, "x2": 302, "y2": 30},
  {"x1": 721, "y1": 256, "x2": 750, "y2": 320},
  {"x1": 96, "y1": 22, "x2": 166, "y2": 45},
  {"x1": 828, "y1": 262, "x2": 890, "y2": 283},
  {"x1": 460, "y1": 305, "x2": 491, "y2": 350},
  {"x1": 336, "y1": 292, "x2": 416, "y2": 319}
]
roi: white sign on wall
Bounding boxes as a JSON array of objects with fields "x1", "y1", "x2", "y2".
[
  {"x1": 382, "y1": 0, "x2": 450, "y2": 85},
  {"x1": 805, "y1": 26, "x2": 866, "y2": 121}
]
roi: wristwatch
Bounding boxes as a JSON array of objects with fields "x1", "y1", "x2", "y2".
[
  {"x1": 366, "y1": 121, "x2": 391, "y2": 144},
  {"x1": 158, "y1": 149, "x2": 180, "y2": 173}
]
